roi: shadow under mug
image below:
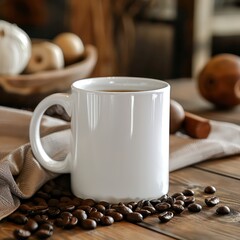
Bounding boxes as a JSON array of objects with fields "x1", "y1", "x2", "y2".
[{"x1": 30, "y1": 77, "x2": 170, "y2": 202}]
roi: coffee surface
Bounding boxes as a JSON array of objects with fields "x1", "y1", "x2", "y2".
[{"x1": 99, "y1": 89, "x2": 144, "y2": 92}]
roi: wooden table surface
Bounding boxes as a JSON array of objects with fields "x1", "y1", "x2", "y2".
[{"x1": 0, "y1": 79, "x2": 239, "y2": 240}]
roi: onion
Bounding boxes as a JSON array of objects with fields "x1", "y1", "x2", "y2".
[{"x1": 0, "y1": 20, "x2": 31, "y2": 75}]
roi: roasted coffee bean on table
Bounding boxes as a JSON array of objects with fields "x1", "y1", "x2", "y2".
[
  {"x1": 8, "y1": 213, "x2": 28, "y2": 225},
  {"x1": 126, "y1": 212, "x2": 143, "y2": 223},
  {"x1": 35, "y1": 228, "x2": 53, "y2": 239},
  {"x1": 188, "y1": 203, "x2": 202, "y2": 213},
  {"x1": 216, "y1": 206, "x2": 231, "y2": 215},
  {"x1": 100, "y1": 215, "x2": 115, "y2": 226},
  {"x1": 155, "y1": 202, "x2": 171, "y2": 213},
  {"x1": 205, "y1": 196, "x2": 220, "y2": 207},
  {"x1": 204, "y1": 185, "x2": 217, "y2": 194},
  {"x1": 4, "y1": 179, "x2": 234, "y2": 239},
  {"x1": 172, "y1": 204, "x2": 185, "y2": 214},
  {"x1": 23, "y1": 219, "x2": 39, "y2": 232},
  {"x1": 81, "y1": 218, "x2": 97, "y2": 230},
  {"x1": 13, "y1": 229, "x2": 31, "y2": 239},
  {"x1": 158, "y1": 211, "x2": 174, "y2": 223},
  {"x1": 182, "y1": 189, "x2": 195, "y2": 196}
]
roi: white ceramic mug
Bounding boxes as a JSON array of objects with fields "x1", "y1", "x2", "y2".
[{"x1": 30, "y1": 77, "x2": 170, "y2": 202}]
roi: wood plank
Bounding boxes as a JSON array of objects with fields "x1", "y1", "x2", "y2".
[
  {"x1": 141, "y1": 167, "x2": 240, "y2": 240},
  {"x1": 195, "y1": 155, "x2": 240, "y2": 180},
  {"x1": 0, "y1": 219, "x2": 174, "y2": 240}
]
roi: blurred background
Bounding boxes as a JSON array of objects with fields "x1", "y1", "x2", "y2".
[{"x1": 0, "y1": 0, "x2": 240, "y2": 82}]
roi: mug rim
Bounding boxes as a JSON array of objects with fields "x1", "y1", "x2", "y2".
[{"x1": 71, "y1": 76, "x2": 170, "y2": 93}]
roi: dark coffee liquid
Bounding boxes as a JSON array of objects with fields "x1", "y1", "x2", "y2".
[{"x1": 99, "y1": 90, "x2": 143, "y2": 92}]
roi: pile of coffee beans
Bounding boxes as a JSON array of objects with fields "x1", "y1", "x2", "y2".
[{"x1": 5, "y1": 178, "x2": 231, "y2": 239}]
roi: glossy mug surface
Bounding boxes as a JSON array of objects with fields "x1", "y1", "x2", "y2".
[{"x1": 30, "y1": 77, "x2": 170, "y2": 202}]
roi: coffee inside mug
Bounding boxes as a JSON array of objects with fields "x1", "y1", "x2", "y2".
[{"x1": 72, "y1": 77, "x2": 168, "y2": 92}]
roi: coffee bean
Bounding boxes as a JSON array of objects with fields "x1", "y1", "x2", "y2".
[
  {"x1": 172, "y1": 204, "x2": 185, "y2": 214},
  {"x1": 134, "y1": 201, "x2": 144, "y2": 211},
  {"x1": 56, "y1": 215, "x2": 74, "y2": 229},
  {"x1": 47, "y1": 198, "x2": 60, "y2": 207},
  {"x1": 50, "y1": 189, "x2": 62, "y2": 198},
  {"x1": 159, "y1": 194, "x2": 168, "y2": 202},
  {"x1": 182, "y1": 189, "x2": 195, "y2": 196},
  {"x1": 77, "y1": 205, "x2": 92, "y2": 214},
  {"x1": 60, "y1": 211, "x2": 73, "y2": 218},
  {"x1": 81, "y1": 219, "x2": 97, "y2": 230},
  {"x1": 155, "y1": 202, "x2": 171, "y2": 213},
  {"x1": 135, "y1": 209, "x2": 151, "y2": 218},
  {"x1": 184, "y1": 196, "x2": 195, "y2": 206},
  {"x1": 60, "y1": 196, "x2": 72, "y2": 203},
  {"x1": 32, "y1": 197, "x2": 48, "y2": 206},
  {"x1": 204, "y1": 186, "x2": 216, "y2": 194},
  {"x1": 8, "y1": 213, "x2": 28, "y2": 225},
  {"x1": 142, "y1": 205, "x2": 156, "y2": 214},
  {"x1": 175, "y1": 200, "x2": 185, "y2": 206},
  {"x1": 188, "y1": 203, "x2": 202, "y2": 213},
  {"x1": 106, "y1": 211, "x2": 123, "y2": 222},
  {"x1": 216, "y1": 206, "x2": 230, "y2": 215},
  {"x1": 100, "y1": 216, "x2": 114, "y2": 226},
  {"x1": 28, "y1": 205, "x2": 49, "y2": 216},
  {"x1": 47, "y1": 207, "x2": 61, "y2": 218},
  {"x1": 150, "y1": 199, "x2": 161, "y2": 206},
  {"x1": 98, "y1": 201, "x2": 111, "y2": 209},
  {"x1": 57, "y1": 212, "x2": 77, "y2": 229},
  {"x1": 88, "y1": 211, "x2": 104, "y2": 221},
  {"x1": 40, "y1": 223, "x2": 54, "y2": 232},
  {"x1": 34, "y1": 215, "x2": 49, "y2": 225},
  {"x1": 18, "y1": 204, "x2": 31, "y2": 214},
  {"x1": 172, "y1": 192, "x2": 184, "y2": 199},
  {"x1": 128, "y1": 202, "x2": 138, "y2": 211},
  {"x1": 35, "y1": 229, "x2": 53, "y2": 239},
  {"x1": 89, "y1": 207, "x2": 97, "y2": 214},
  {"x1": 143, "y1": 200, "x2": 154, "y2": 207},
  {"x1": 115, "y1": 205, "x2": 132, "y2": 216},
  {"x1": 36, "y1": 191, "x2": 50, "y2": 200},
  {"x1": 205, "y1": 196, "x2": 220, "y2": 207},
  {"x1": 13, "y1": 229, "x2": 31, "y2": 240},
  {"x1": 54, "y1": 218, "x2": 65, "y2": 228},
  {"x1": 59, "y1": 204, "x2": 75, "y2": 212},
  {"x1": 72, "y1": 209, "x2": 87, "y2": 221},
  {"x1": 105, "y1": 208, "x2": 116, "y2": 215},
  {"x1": 126, "y1": 203, "x2": 133, "y2": 210},
  {"x1": 95, "y1": 204, "x2": 106, "y2": 213},
  {"x1": 175, "y1": 195, "x2": 187, "y2": 201},
  {"x1": 165, "y1": 196, "x2": 175, "y2": 206},
  {"x1": 80, "y1": 198, "x2": 96, "y2": 207},
  {"x1": 72, "y1": 197, "x2": 83, "y2": 207},
  {"x1": 23, "y1": 219, "x2": 39, "y2": 232},
  {"x1": 41, "y1": 183, "x2": 53, "y2": 194},
  {"x1": 64, "y1": 216, "x2": 78, "y2": 229},
  {"x1": 158, "y1": 211, "x2": 174, "y2": 223},
  {"x1": 126, "y1": 212, "x2": 143, "y2": 223}
]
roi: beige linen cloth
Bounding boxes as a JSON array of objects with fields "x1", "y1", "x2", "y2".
[{"x1": 0, "y1": 106, "x2": 239, "y2": 220}]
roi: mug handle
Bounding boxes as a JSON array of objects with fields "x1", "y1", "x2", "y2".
[{"x1": 29, "y1": 93, "x2": 72, "y2": 173}]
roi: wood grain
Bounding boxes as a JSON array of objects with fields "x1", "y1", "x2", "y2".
[
  {"x1": 142, "y1": 167, "x2": 240, "y2": 240},
  {"x1": 195, "y1": 155, "x2": 240, "y2": 180},
  {"x1": 0, "y1": 219, "x2": 173, "y2": 240}
]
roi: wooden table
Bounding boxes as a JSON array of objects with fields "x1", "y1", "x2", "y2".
[{"x1": 0, "y1": 79, "x2": 239, "y2": 240}]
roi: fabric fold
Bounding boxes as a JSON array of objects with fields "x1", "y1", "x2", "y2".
[{"x1": 169, "y1": 120, "x2": 240, "y2": 171}]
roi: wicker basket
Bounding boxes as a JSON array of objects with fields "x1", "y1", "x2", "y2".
[{"x1": 0, "y1": 44, "x2": 97, "y2": 108}]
